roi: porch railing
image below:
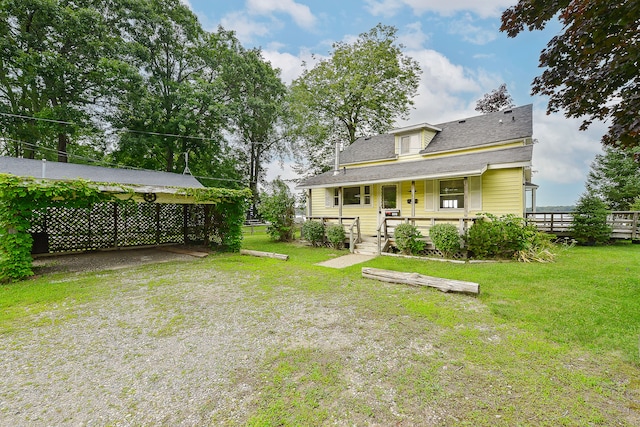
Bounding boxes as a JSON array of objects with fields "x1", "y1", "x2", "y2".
[
  {"x1": 377, "y1": 216, "x2": 476, "y2": 255},
  {"x1": 306, "y1": 216, "x2": 361, "y2": 253},
  {"x1": 526, "y1": 211, "x2": 640, "y2": 240}
]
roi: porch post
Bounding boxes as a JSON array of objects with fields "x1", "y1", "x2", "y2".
[
  {"x1": 338, "y1": 187, "x2": 343, "y2": 223},
  {"x1": 463, "y1": 177, "x2": 469, "y2": 218},
  {"x1": 532, "y1": 187, "x2": 537, "y2": 213},
  {"x1": 411, "y1": 180, "x2": 416, "y2": 218},
  {"x1": 307, "y1": 189, "x2": 312, "y2": 218}
]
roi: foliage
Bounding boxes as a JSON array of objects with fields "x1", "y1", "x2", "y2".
[
  {"x1": 0, "y1": 174, "x2": 113, "y2": 281},
  {"x1": 570, "y1": 193, "x2": 612, "y2": 246},
  {"x1": 301, "y1": 221, "x2": 325, "y2": 247},
  {"x1": 0, "y1": 0, "x2": 136, "y2": 161},
  {"x1": 287, "y1": 24, "x2": 421, "y2": 175},
  {"x1": 501, "y1": 1, "x2": 640, "y2": 149},
  {"x1": 393, "y1": 223, "x2": 425, "y2": 255},
  {"x1": 631, "y1": 196, "x2": 640, "y2": 211},
  {"x1": 586, "y1": 146, "x2": 640, "y2": 210},
  {"x1": 110, "y1": 2, "x2": 244, "y2": 185},
  {"x1": 257, "y1": 179, "x2": 296, "y2": 242},
  {"x1": 465, "y1": 213, "x2": 551, "y2": 260},
  {"x1": 325, "y1": 224, "x2": 346, "y2": 250},
  {"x1": 475, "y1": 83, "x2": 515, "y2": 113},
  {"x1": 428, "y1": 224, "x2": 461, "y2": 258},
  {"x1": 229, "y1": 47, "x2": 288, "y2": 212}
]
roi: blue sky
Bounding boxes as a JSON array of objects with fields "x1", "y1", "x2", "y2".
[{"x1": 184, "y1": 0, "x2": 606, "y2": 207}]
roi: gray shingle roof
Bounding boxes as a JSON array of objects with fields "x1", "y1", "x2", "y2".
[
  {"x1": 337, "y1": 104, "x2": 533, "y2": 165},
  {"x1": 422, "y1": 104, "x2": 533, "y2": 154},
  {"x1": 0, "y1": 156, "x2": 204, "y2": 189},
  {"x1": 298, "y1": 145, "x2": 533, "y2": 188}
]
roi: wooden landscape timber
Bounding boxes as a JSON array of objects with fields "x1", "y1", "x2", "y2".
[
  {"x1": 240, "y1": 249, "x2": 289, "y2": 261},
  {"x1": 362, "y1": 267, "x2": 479, "y2": 294}
]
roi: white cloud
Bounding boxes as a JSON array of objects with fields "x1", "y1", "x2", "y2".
[
  {"x1": 179, "y1": 0, "x2": 192, "y2": 10},
  {"x1": 396, "y1": 49, "x2": 481, "y2": 125},
  {"x1": 532, "y1": 109, "x2": 604, "y2": 185},
  {"x1": 365, "y1": 0, "x2": 514, "y2": 19},
  {"x1": 448, "y1": 14, "x2": 498, "y2": 45},
  {"x1": 261, "y1": 48, "x2": 322, "y2": 84},
  {"x1": 246, "y1": 0, "x2": 317, "y2": 29},
  {"x1": 398, "y1": 22, "x2": 430, "y2": 50},
  {"x1": 219, "y1": 11, "x2": 274, "y2": 44}
]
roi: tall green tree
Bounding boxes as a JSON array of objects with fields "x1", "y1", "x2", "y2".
[
  {"x1": 585, "y1": 146, "x2": 640, "y2": 210},
  {"x1": 111, "y1": 2, "x2": 242, "y2": 184},
  {"x1": 0, "y1": 0, "x2": 134, "y2": 161},
  {"x1": 229, "y1": 48, "x2": 288, "y2": 214},
  {"x1": 288, "y1": 24, "x2": 421, "y2": 175},
  {"x1": 501, "y1": 1, "x2": 640, "y2": 149}
]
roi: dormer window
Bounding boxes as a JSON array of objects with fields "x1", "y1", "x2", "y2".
[{"x1": 399, "y1": 134, "x2": 421, "y2": 155}]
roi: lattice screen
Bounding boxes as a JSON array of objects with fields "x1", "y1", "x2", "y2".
[{"x1": 29, "y1": 202, "x2": 213, "y2": 254}]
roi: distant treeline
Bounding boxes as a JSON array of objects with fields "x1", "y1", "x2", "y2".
[{"x1": 528, "y1": 206, "x2": 575, "y2": 213}]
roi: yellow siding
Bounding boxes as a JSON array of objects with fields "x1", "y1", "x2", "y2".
[
  {"x1": 308, "y1": 169, "x2": 526, "y2": 236},
  {"x1": 481, "y1": 168, "x2": 524, "y2": 215}
]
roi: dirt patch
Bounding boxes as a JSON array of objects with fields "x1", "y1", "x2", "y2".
[{"x1": 32, "y1": 246, "x2": 204, "y2": 275}]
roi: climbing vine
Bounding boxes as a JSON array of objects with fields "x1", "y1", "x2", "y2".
[
  {"x1": 0, "y1": 174, "x2": 251, "y2": 282},
  {"x1": 0, "y1": 174, "x2": 114, "y2": 282}
]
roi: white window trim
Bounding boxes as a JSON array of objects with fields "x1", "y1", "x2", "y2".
[
  {"x1": 331, "y1": 185, "x2": 372, "y2": 207},
  {"x1": 438, "y1": 178, "x2": 465, "y2": 211}
]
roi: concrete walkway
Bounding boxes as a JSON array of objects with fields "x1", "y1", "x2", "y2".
[{"x1": 315, "y1": 253, "x2": 376, "y2": 269}]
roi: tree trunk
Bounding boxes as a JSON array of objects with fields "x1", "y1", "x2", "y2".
[{"x1": 57, "y1": 132, "x2": 69, "y2": 162}]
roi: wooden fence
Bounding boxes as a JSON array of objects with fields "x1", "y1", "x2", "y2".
[{"x1": 525, "y1": 211, "x2": 640, "y2": 240}]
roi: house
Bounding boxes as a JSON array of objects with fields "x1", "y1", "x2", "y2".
[{"x1": 297, "y1": 104, "x2": 537, "y2": 242}]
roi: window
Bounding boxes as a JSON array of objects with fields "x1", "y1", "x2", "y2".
[
  {"x1": 399, "y1": 134, "x2": 421, "y2": 155},
  {"x1": 439, "y1": 179, "x2": 464, "y2": 209},
  {"x1": 382, "y1": 185, "x2": 396, "y2": 209},
  {"x1": 335, "y1": 185, "x2": 371, "y2": 206}
]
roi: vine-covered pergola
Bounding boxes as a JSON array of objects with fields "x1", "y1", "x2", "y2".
[{"x1": 0, "y1": 157, "x2": 250, "y2": 282}]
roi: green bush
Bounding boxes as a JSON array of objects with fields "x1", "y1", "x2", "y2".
[
  {"x1": 465, "y1": 213, "x2": 550, "y2": 260},
  {"x1": 326, "y1": 224, "x2": 346, "y2": 250},
  {"x1": 429, "y1": 223, "x2": 461, "y2": 258},
  {"x1": 394, "y1": 223, "x2": 425, "y2": 255},
  {"x1": 630, "y1": 196, "x2": 640, "y2": 211},
  {"x1": 257, "y1": 179, "x2": 296, "y2": 242},
  {"x1": 570, "y1": 193, "x2": 612, "y2": 245},
  {"x1": 301, "y1": 221, "x2": 325, "y2": 247}
]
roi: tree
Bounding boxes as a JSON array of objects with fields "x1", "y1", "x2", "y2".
[
  {"x1": 570, "y1": 193, "x2": 611, "y2": 246},
  {"x1": 229, "y1": 48, "x2": 288, "y2": 215},
  {"x1": 475, "y1": 84, "x2": 515, "y2": 113},
  {"x1": 586, "y1": 146, "x2": 640, "y2": 210},
  {"x1": 257, "y1": 178, "x2": 296, "y2": 242},
  {"x1": 288, "y1": 24, "x2": 421, "y2": 175},
  {"x1": 501, "y1": 1, "x2": 640, "y2": 149},
  {"x1": 0, "y1": 0, "x2": 134, "y2": 162},
  {"x1": 110, "y1": 2, "x2": 243, "y2": 185}
]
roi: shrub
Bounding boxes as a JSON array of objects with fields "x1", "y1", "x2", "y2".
[
  {"x1": 394, "y1": 223, "x2": 425, "y2": 255},
  {"x1": 465, "y1": 213, "x2": 552, "y2": 260},
  {"x1": 630, "y1": 196, "x2": 640, "y2": 211},
  {"x1": 326, "y1": 224, "x2": 346, "y2": 250},
  {"x1": 301, "y1": 220, "x2": 325, "y2": 247},
  {"x1": 570, "y1": 193, "x2": 612, "y2": 245},
  {"x1": 429, "y1": 223, "x2": 461, "y2": 258},
  {"x1": 257, "y1": 179, "x2": 296, "y2": 242}
]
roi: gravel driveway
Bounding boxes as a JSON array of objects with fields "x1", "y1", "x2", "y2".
[{"x1": 1, "y1": 251, "x2": 446, "y2": 426}]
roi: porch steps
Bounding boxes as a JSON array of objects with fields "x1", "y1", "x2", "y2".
[{"x1": 353, "y1": 238, "x2": 378, "y2": 255}]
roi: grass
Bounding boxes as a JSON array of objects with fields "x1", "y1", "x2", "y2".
[{"x1": 2, "y1": 230, "x2": 640, "y2": 425}]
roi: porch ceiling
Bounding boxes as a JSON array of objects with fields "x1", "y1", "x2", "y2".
[{"x1": 297, "y1": 145, "x2": 533, "y2": 189}]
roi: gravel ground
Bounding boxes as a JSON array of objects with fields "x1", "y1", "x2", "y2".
[{"x1": 2, "y1": 251, "x2": 447, "y2": 426}]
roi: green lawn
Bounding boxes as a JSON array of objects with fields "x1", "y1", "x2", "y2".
[{"x1": 1, "y1": 231, "x2": 639, "y2": 425}]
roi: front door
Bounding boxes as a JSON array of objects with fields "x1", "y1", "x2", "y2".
[{"x1": 378, "y1": 184, "x2": 399, "y2": 227}]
